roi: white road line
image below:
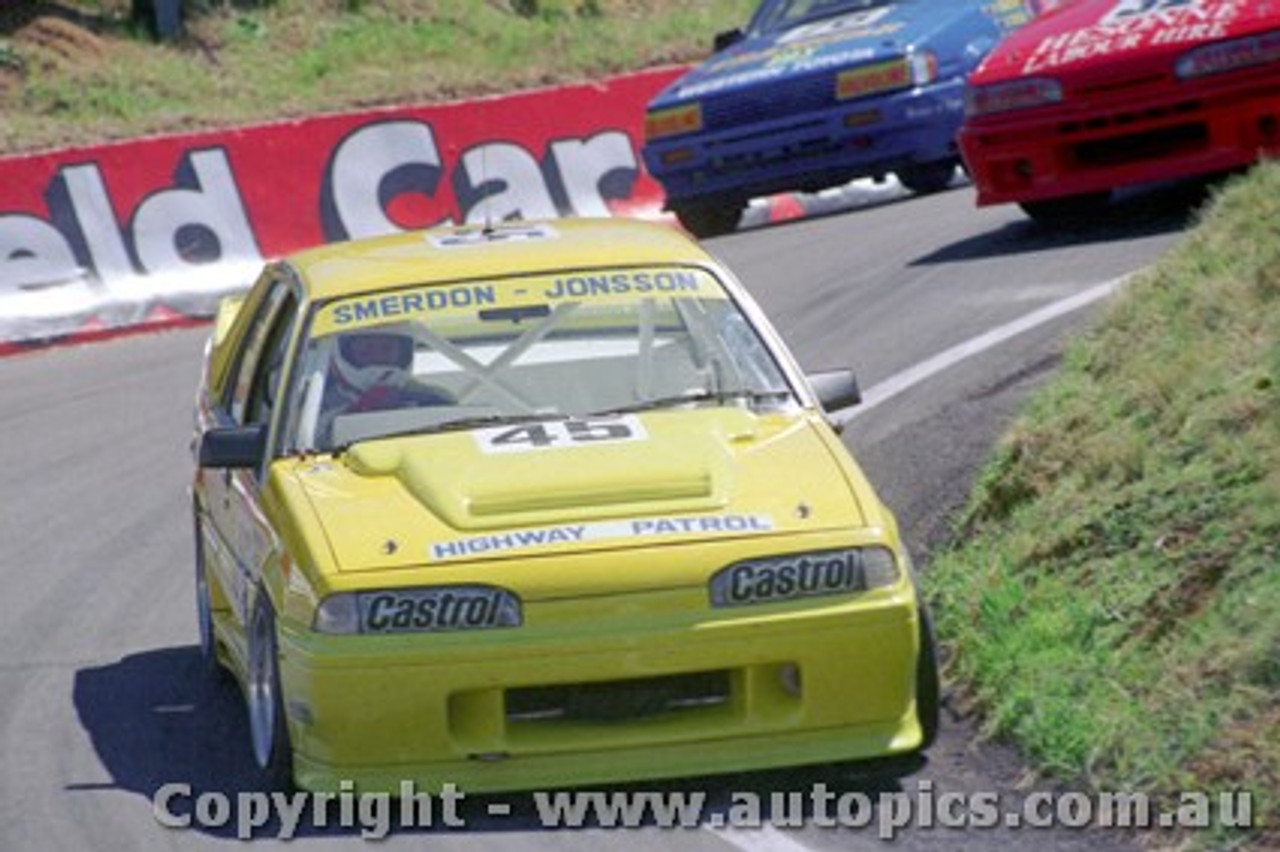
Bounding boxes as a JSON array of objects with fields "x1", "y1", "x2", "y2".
[
  {"x1": 705, "y1": 823, "x2": 819, "y2": 852},
  {"x1": 836, "y1": 274, "x2": 1131, "y2": 424}
]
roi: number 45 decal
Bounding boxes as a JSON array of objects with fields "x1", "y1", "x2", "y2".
[{"x1": 476, "y1": 415, "x2": 647, "y2": 453}]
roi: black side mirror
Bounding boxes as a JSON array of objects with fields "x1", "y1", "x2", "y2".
[
  {"x1": 198, "y1": 424, "x2": 267, "y2": 469},
  {"x1": 713, "y1": 28, "x2": 745, "y2": 53},
  {"x1": 806, "y1": 369, "x2": 862, "y2": 412}
]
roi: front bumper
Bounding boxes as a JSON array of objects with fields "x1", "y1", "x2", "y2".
[
  {"x1": 279, "y1": 588, "x2": 924, "y2": 793},
  {"x1": 959, "y1": 68, "x2": 1280, "y2": 206},
  {"x1": 643, "y1": 78, "x2": 966, "y2": 206}
]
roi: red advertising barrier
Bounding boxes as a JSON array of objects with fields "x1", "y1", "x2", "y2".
[{"x1": 0, "y1": 66, "x2": 686, "y2": 354}]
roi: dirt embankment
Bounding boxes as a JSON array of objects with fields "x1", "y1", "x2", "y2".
[{"x1": 1, "y1": 4, "x2": 109, "y2": 95}]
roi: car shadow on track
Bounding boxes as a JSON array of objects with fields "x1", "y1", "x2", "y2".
[
  {"x1": 909, "y1": 174, "x2": 1232, "y2": 266},
  {"x1": 70, "y1": 648, "x2": 260, "y2": 807},
  {"x1": 72, "y1": 645, "x2": 920, "y2": 839}
]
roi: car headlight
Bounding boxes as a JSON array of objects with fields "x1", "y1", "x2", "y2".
[
  {"x1": 836, "y1": 57, "x2": 912, "y2": 101},
  {"x1": 313, "y1": 585, "x2": 523, "y2": 635},
  {"x1": 1176, "y1": 29, "x2": 1280, "y2": 79},
  {"x1": 964, "y1": 76, "x2": 1063, "y2": 117},
  {"x1": 709, "y1": 547, "x2": 901, "y2": 608},
  {"x1": 836, "y1": 51, "x2": 937, "y2": 102},
  {"x1": 645, "y1": 103, "x2": 704, "y2": 141}
]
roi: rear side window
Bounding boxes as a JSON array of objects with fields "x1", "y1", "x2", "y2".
[{"x1": 227, "y1": 283, "x2": 297, "y2": 427}]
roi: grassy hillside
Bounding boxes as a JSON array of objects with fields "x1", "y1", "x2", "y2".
[
  {"x1": 925, "y1": 162, "x2": 1280, "y2": 848},
  {"x1": 0, "y1": 0, "x2": 754, "y2": 154}
]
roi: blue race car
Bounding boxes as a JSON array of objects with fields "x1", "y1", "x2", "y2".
[{"x1": 642, "y1": 0, "x2": 1030, "y2": 237}]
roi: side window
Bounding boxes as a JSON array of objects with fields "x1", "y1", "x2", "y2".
[
  {"x1": 227, "y1": 283, "x2": 295, "y2": 426},
  {"x1": 245, "y1": 292, "x2": 299, "y2": 428}
]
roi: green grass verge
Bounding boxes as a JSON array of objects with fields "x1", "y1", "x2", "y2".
[
  {"x1": 924, "y1": 162, "x2": 1280, "y2": 848},
  {"x1": 2, "y1": 0, "x2": 754, "y2": 153}
]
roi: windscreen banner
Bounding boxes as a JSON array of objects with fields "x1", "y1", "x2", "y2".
[{"x1": 0, "y1": 66, "x2": 684, "y2": 352}]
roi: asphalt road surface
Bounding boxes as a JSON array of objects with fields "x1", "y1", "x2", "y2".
[{"x1": 0, "y1": 177, "x2": 1209, "y2": 851}]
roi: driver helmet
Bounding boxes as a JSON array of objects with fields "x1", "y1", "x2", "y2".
[{"x1": 330, "y1": 327, "x2": 415, "y2": 397}]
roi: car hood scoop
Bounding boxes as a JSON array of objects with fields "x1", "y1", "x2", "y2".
[
  {"x1": 365, "y1": 420, "x2": 726, "y2": 527},
  {"x1": 441, "y1": 451, "x2": 715, "y2": 518},
  {"x1": 292, "y1": 409, "x2": 869, "y2": 573}
]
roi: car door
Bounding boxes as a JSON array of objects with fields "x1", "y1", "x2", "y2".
[{"x1": 200, "y1": 278, "x2": 300, "y2": 637}]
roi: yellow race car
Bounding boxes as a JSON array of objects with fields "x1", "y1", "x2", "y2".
[{"x1": 192, "y1": 217, "x2": 938, "y2": 793}]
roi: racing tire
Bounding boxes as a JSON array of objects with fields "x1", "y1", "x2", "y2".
[
  {"x1": 671, "y1": 201, "x2": 744, "y2": 239},
  {"x1": 1018, "y1": 191, "x2": 1112, "y2": 227},
  {"x1": 897, "y1": 160, "x2": 959, "y2": 196},
  {"x1": 915, "y1": 603, "x2": 941, "y2": 752},
  {"x1": 247, "y1": 593, "x2": 294, "y2": 791},
  {"x1": 193, "y1": 513, "x2": 222, "y2": 678}
]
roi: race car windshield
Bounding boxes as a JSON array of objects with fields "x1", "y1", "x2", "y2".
[
  {"x1": 751, "y1": 0, "x2": 900, "y2": 35},
  {"x1": 282, "y1": 266, "x2": 796, "y2": 453}
]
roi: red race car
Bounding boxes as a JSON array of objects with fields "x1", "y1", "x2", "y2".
[{"x1": 959, "y1": 0, "x2": 1280, "y2": 223}]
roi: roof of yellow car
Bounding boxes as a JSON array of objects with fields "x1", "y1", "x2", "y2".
[{"x1": 287, "y1": 218, "x2": 715, "y2": 302}]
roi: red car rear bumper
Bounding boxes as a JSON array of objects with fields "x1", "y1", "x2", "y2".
[{"x1": 959, "y1": 69, "x2": 1280, "y2": 206}]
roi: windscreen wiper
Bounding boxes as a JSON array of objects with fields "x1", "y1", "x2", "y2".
[{"x1": 590, "y1": 388, "x2": 793, "y2": 417}]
